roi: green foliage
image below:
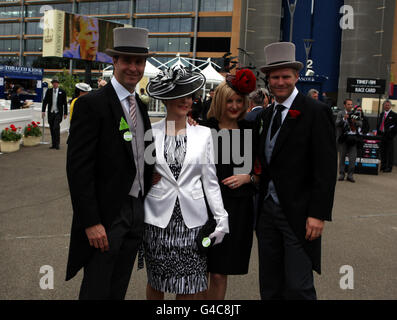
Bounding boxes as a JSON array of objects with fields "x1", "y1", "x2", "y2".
[
  {"x1": 1, "y1": 124, "x2": 22, "y2": 142},
  {"x1": 55, "y1": 68, "x2": 79, "y2": 98},
  {"x1": 24, "y1": 121, "x2": 42, "y2": 137}
]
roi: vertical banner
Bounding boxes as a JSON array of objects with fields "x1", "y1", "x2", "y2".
[{"x1": 43, "y1": 10, "x2": 65, "y2": 58}]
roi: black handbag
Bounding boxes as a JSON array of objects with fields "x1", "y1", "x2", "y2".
[{"x1": 195, "y1": 197, "x2": 217, "y2": 256}]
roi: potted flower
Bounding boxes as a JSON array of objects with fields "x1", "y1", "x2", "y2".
[
  {"x1": 0, "y1": 124, "x2": 22, "y2": 153},
  {"x1": 23, "y1": 121, "x2": 42, "y2": 147}
]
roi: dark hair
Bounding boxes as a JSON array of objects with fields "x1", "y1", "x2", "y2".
[
  {"x1": 13, "y1": 85, "x2": 22, "y2": 94},
  {"x1": 344, "y1": 98, "x2": 353, "y2": 105},
  {"x1": 72, "y1": 87, "x2": 83, "y2": 100}
]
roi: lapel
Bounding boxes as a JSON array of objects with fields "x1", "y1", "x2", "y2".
[
  {"x1": 178, "y1": 120, "x2": 193, "y2": 178},
  {"x1": 154, "y1": 119, "x2": 177, "y2": 183},
  {"x1": 105, "y1": 83, "x2": 135, "y2": 163},
  {"x1": 258, "y1": 104, "x2": 274, "y2": 168},
  {"x1": 270, "y1": 93, "x2": 304, "y2": 162}
]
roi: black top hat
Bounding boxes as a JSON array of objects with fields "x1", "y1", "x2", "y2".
[{"x1": 146, "y1": 65, "x2": 206, "y2": 100}]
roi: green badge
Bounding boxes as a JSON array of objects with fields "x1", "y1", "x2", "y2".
[
  {"x1": 202, "y1": 237, "x2": 211, "y2": 248},
  {"x1": 123, "y1": 131, "x2": 132, "y2": 142},
  {"x1": 119, "y1": 117, "x2": 129, "y2": 131}
]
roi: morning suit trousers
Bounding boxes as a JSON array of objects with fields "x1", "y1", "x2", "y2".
[
  {"x1": 48, "y1": 112, "x2": 62, "y2": 147},
  {"x1": 380, "y1": 137, "x2": 394, "y2": 171},
  {"x1": 339, "y1": 143, "x2": 357, "y2": 177},
  {"x1": 79, "y1": 195, "x2": 144, "y2": 300},
  {"x1": 256, "y1": 197, "x2": 317, "y2": 300}
]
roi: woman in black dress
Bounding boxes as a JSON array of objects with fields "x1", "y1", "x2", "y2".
[{"x1": 200, "y1": 70, "x2": 259, "y2": 299}]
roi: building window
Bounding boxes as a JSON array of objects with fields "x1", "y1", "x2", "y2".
[
  {"x1": 0, "y1": 23, "x2": 20, "y2": 35},
  {"x1": 25, "y1": 39, "x2": 42, "y2": 52},
  {"x1": 26, "y1": 22, "x2": 41, "y2": 35},
  {"x1": 198, "y1": 17, "x2": 232, "y2": 32},
  {"x1": 0, "y1": 56, "x2": 19, "y2": 66},
  {"x1": 136, "y1": 0, "x2": 194, "y2": 13},
  {"x1": 78, "y1": 1, "x2": 129, "y2": 15},
  {"x1": 196, "y1": 37, "x2": 230, "y2": 52},
  {"x1": 26, "y1": 3, "x2": 72, "y2": 17},
  {"x1": 0, "y1": 39, "x2": 20, "y2": 51},
  {"x1": 0, "y1": 6, "x2": 21, "y2": 19},
  {"x1": 200, "y1": 0, "x2": 233, "y2": 11},
  {"x1": 149, "y1": 37, "x2": 191, "y2": 52},
  {"x1": 135, "y1": 18, "x2": 192, "y2": 32},
  {"x1": 107, "y1": 19, "x2": 131, "y2": 25}
]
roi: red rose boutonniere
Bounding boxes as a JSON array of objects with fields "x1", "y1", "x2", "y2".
[{"x1": 288, "y1": 109, "x2": 301, "y2": 119}]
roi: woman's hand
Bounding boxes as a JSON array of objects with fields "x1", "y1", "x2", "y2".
[{"x1": 221, "y1": 174, "x2": 250, "y2": 189}]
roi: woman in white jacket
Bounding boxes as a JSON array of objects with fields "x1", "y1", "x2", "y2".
[{"x1": 143, "y1": 65, "x2": 229, "y2": 300}]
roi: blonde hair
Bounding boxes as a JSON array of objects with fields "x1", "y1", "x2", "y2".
[{"x1": 207, "y1": 82, "x2": 249, "y2": 121}]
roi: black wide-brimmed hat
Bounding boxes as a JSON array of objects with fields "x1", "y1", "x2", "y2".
[
  {"x1": 146, "y1": 65, "x2": 206, "y2": 100},
  {"x1": 105, "y1": 27, "x2": 155, "y2": 58}
]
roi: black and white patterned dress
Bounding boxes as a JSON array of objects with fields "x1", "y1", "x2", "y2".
[{"x1": 143, "y1": 134, "x2": 207, "y2": 295}]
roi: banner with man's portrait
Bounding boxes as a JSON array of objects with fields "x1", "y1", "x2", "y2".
[{"x1": 43, "y1": 10, "x2": 130, "y2": 63}]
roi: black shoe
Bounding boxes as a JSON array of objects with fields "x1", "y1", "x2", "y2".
[
  {"x1": 346, "y1": 176, "x2": 355, "y2": 183},
  {"x1": 383, "y1": 168, "x2": 392, "y2": 173},
  {"x1": 338, "y1": 175, "x2": 345, "y2": 181},
  {"x1": 55, "y1": 146, "x2": 60, "y2": 150}
]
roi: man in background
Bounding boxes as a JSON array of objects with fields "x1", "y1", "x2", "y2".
[
  {"x1": 42, "y1": 79, "x2": 68, "y2": 150},
  {"x1": 377, "y1": 100, "x2": 397, "y2": 172},
  {"x1": 307, "y1": 88, "x2": 319, "y2": 100},
  {"x1": 245, "y1": 88, "x2": 270, "y2": 121}
]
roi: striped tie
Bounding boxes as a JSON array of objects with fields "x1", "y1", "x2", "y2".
[{"x1": 128, "y1": 94, "x2": 137, "y2": 128}]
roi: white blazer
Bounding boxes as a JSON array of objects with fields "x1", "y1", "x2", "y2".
[{"x1": 144, "y1": 118, "x2": 229, "y2": 233}]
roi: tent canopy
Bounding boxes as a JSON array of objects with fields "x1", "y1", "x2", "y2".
[
  {"x1": 144, "y1": 60, "x2": 160, "y2": 77},
  {"x1": 201, "y1": 59, "x2": 224, "y2": 84}
]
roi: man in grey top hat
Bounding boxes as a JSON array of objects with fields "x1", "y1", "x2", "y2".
[
  {"x1": 65, "y1": 27, "x2": 155, "y2": 299},
  {"x1": 255, "y1": 42, "x2": 337, "y2": 300}
]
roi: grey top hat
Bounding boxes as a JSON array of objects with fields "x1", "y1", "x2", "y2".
[
  {"x1": 105, "y1": 27, "x2": 155, "y2": 58},
  {"x1": 260, "y1": 42, "x2": 303, "y2": 74}
]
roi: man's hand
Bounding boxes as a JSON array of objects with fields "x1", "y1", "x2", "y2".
[
  {"x1": 85, "y1": 224, "x2": 109, "y2": 252},
  {"x1": 42, "y1": 112, "x2": 46, "y2": 119},
  {"x1": 305, "y1": 217, "x2": 324, "y2": 241},
  {"x1": 64, "y1": 114, "x2": 68, "y2": 120}
]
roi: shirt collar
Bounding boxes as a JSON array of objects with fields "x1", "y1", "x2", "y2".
[
  {"x1": 111, "y1": 77, "x2": 136, "y2": 102},
  {"x1": 274, "y1": 87, "x2": 298, "y2": 111}
]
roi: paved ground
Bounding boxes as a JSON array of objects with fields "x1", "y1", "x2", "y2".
[{"x1": 0, "y1": 131, "x2": 396, "y2": 300}]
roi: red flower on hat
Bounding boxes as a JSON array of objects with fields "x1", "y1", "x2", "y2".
[
  {"x1": 288, "y1": 109, "x2": 301, "y2": 119},
  {"x1": 5, "y1": 127, "x2": 8, "y2": 131},
  {"x1": 12, "y1": 128, "x2": 17, "y2": 132},
  {"x1": 27, "y1": 127, "x2": 31, "y2": 131},
  {"x1": 229, "y1": 68, "x2": 256, "y2": 95},
  {"x1": 37, "y1": 122, "x2": 40, "y2": 125},
  {"x1": 10, "y1": 124, "x2": 16, "y2": 129}
]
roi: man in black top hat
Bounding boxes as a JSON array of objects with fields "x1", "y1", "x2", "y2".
[
  {"x1": 66, "y1": 27, "x2": 155, "y2": 299},
  {"x1": 42, "y1": 79, "x2": 68, "y2": 149}
]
